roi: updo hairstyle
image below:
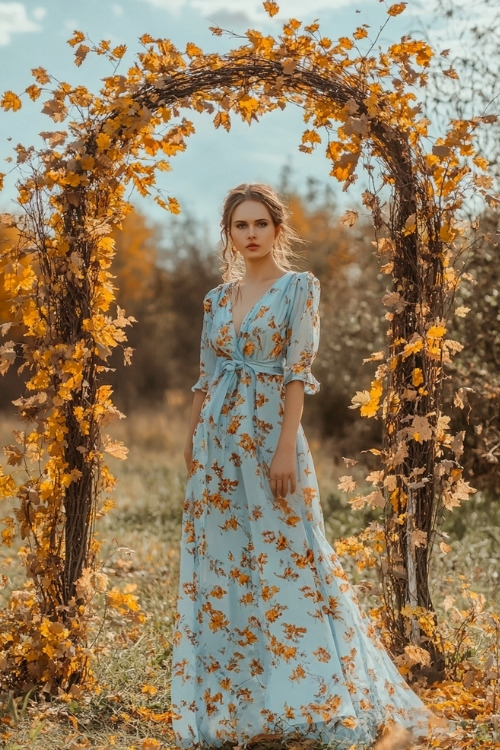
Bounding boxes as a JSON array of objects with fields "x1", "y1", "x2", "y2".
[{"x1": 220, "y1": 183, "x2": 301, "y2": 281}]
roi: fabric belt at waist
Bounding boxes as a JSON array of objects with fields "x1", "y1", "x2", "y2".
[{"x1": 205, "y1": 356, "x2": 283, "y2": 424}]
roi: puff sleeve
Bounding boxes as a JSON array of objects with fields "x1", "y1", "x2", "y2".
[
  {"x1": 283, "y1": 272, "x2": 320, "y2": 394},
  {"x1": 191, "y1": 291, "x2": 217, "y2": 392}
]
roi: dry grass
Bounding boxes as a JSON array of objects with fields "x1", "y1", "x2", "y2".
[{"x1": 0, "y1": 407, "x2": 499, "y2": 749}]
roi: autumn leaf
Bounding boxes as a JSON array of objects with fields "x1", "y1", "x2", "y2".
[
  {"x1": 1, "y1": 91, "x2": 22, "y2": 112},
  {"x1": 412, "y1": 368, "x2": 424, "y2": 387},
  {"x1": 350, "y1": 390, "x2": 371, "y2": 408},
  {"x1": 263, "y1": 1, "x2": 280, "y2": 16},
  {"x1": 31, "y1": 66, "x2": 50, "y2": 84},
  {"x1": 42, "y1": 98, "x2": 68, "y2": 122},
  {"x1": 67, "y1": 30, "x2": 86, "y2": 47},
  {"x1": 411, "y1": 415, "x2": 433, "y2": 442},
  {"x1": 168, "y1": 197, "x2": 181, "y2": 214},
  {"x1": 338, "y1": 475, "x2": 356, "y2": 493},
  {"x1": 411, "y1": 529, "x2": 428, "y2": 548},
  {"x1": 112, "y1": 44, "x2": 127, "y2": 59},
  {"x1": 427, "y1": 323, "x2": 446, "y2": 339},
  {"x1": 74, "y1": 44, "x2": 90, "y2": 67},
  {"x1": 353, "y1": 26, "x2": 369, "y2": 40},
  {"x1": 387, "y1": 3, "x2": 407, "y2": 17},
  {"x1": 339, "y1": 209, "x2": 358, "y2": 227},
  {"x1": 102, "y1": 437, "x2": 129, "y2": 460},
  {"x1": 25, "y1": 84, "x2": 41, "y2": 101}
]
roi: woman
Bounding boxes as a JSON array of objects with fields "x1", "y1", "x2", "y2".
[{"x1": 171, "y1": 184, "x2": 433, "y2": 748}]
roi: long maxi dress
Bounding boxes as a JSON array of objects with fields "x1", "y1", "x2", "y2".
[{"x1": 171, "y1": 271, "x2": 432, "y2": 748}]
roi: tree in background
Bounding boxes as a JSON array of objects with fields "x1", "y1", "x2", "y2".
[{"x1": 449, "y1": 215, "x2": 500, "y2": 494}]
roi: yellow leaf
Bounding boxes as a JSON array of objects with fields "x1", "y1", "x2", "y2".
[
  {"x1": 263, "y1": 1, "x2": 280, "y2": 17},
  {"x1": 186, "y1": 42, "x2": 202, "y2": 57},
  {"x1": 403, "y1": 213, "x2": 416, "y2": 235},
  {"x1": 455, "y1": 306, "x2": 470, "y2": 318},
  {"x1": 96, "y1": 132, "x2": 112, "y2": 152},
  {"x1": 387, "y1": 3, "x2": 407, "y2": 17},
  {"x1": 237, "y1": 93, "x2": 259, "y2": 122},
  {"x1": 112, "y1": 44, "x2": 127, "y2": 59},
  {"x1": 439, "y1": 223, "x2": 457, "y2": 243},
  {"x1": 25, "y1": 84, "x2": 41, "y2": 101},
  {"x1": 427, "y1": 323, "x2": 446, "y2": 339},
  {"x1": 301, "y1": 129, "x2": 321, "y2": 145},
  {"x1": 412, "y1": 368, "x2": 424, "y2": 387},
  {"x1": 168, "y1": 197, "x2": 181, "y2": 214},
  {"x1": 359, "y1": 379, "x2": 383, "y2": 418},
  {"x1": 353, "y1": 27, "x2": 369, "y2": 40},
  {"x1": 1, "y1": 91, "x2": 22, "y2": 112},
  {"x1": 338, "y1": 36, "x2": 354, "y2": 50},
  {"x1": 141, "y1": 684, "x2": 158, "y2": 696}
]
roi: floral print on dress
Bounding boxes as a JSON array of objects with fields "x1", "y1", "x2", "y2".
[{"x1": 171, "y1": 271, "x2": 432, "y2": 748}]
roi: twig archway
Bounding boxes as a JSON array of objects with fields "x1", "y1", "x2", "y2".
[{"x1": 0, "y1": 11, "x2": 491, "y2": 692}]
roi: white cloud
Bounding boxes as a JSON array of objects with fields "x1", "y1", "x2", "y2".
[
  {"x1": 32, "y1": 6, "x2": 46, "y2": 21},
  {"x1": 112, "y1": 4, "x2": 124, "y2": 17},
  {"x1": 0, "y1": 2, "x2": 44, "y2": 45}
]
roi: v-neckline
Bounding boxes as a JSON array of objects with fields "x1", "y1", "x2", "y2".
[{"x1": 230, "y1": 272, "x2": 292, "y2": 338}]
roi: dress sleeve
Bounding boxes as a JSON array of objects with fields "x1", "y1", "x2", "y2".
[
  {"x1": 283, "y1": 272, "x2": 320, "y2": 394},
  {"x1": 191, "y1": 291, "x2": 217, "y2": 392}
]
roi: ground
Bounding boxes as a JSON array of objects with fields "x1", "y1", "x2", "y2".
[{"x1": 0, "y1": 407, "x2": 498, "y2": 750}]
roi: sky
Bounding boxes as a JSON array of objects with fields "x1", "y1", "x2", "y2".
[{"x1": 0, "y1": 0, "x2": 487, "y2": 236}]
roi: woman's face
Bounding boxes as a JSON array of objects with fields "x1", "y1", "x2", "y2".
[{"x1": 230, "y1": 200, "x2": 279, "y2": 265}]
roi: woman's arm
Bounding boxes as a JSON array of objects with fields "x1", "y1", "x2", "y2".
[
  {"x1": 269, "y1": 379, "x2": 305, "y2": 497},
  {"x1": 184, "y1": 388, "x2": 207, "y2": 472}
]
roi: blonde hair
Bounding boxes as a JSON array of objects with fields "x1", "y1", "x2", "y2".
[{"x1": 220, "y1": 183, "x2": 301, "y2": 281}]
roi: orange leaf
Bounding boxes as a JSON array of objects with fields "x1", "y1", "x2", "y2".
[
  {"x1": 112, "y1": 44, "x2": 127, "y2": 59},
  {"x1": 353, "y1": 27, "x2": 369, "y2": 40},
  {"x1": 31, "y1": 66, "x2": 50, "y2": 84},
  {"x1": 263, "y1": 1, "x2": 280, "y2": 17},
  {"x1": 1, "y1": 91, "x2": 22, "y2": 112},
  {"x1": 25, "y1": 84, "x2": 41, "y2": 101},
  {"x1": 68, "y1": 30, "x2": 86, "y2": 47},
  {"x1": 387, "y1": 3, "x2": 407, "y2": 17}
]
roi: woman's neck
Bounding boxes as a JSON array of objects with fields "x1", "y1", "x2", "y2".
[{"x1": 241, "y1": 258, "x2": 284, "y2": 284}]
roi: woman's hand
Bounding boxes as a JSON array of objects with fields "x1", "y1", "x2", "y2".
[
  {"x1": 269, "y1": 443, "x2": 296, "y2": 497},
  {"x1": 184, "y1": 441, "x2": 193, "y2": 473},
  {"x1": 184, "y1": 389, "x2": 206, "y2": 474}
]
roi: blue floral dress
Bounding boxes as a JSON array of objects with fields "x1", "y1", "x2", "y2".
[{"x1": 171, "y1": 271, "x2": 431, "y2": 748}]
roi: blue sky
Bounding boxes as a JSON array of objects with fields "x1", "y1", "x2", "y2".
[{"x1": 0, "y1": 0, "x2": 481, "y2": 234}]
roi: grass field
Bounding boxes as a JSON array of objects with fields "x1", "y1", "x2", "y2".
[{"x1": 0, "y1": 407, "x2": 499, "y2": 750}]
